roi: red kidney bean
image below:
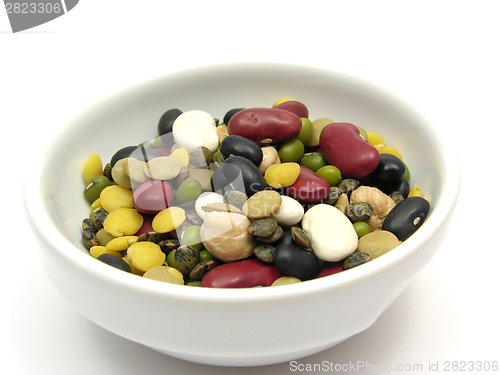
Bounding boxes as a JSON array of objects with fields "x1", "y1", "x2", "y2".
[
  {"x1": 133, "y1": 180, "x2": 175, "y2": 214},
  {"x1": 153, "y1": 148, "x2": 172, "y2": 156},
  {"x1": 201, "y1": 258, "x2": 283, "y2": 288},
  {"x1": 227, "y1": 107, "x2": 302, "y2": 145},
  {"x1": 320, "y1": 122, "x2": 380, "y2": 179},
  {"x1": 286, "y1": 165, "x2": 330, "y2": 203},
  {"x1": 316, "y1": 261, "x2": 344, "y2": 278},
  {"x1": 273, "y1": 100, "x2": 309, "y2": 119},
  {"x1": 133, "y1": 214, "x2": 154, "y2": 236}
]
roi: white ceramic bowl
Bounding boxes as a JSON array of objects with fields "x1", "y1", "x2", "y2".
[{"x1": 24, "y1": 62, "x2": 460, "y2": 367}]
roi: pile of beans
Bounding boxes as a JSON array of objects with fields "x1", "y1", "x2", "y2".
[{"x1": 81, "y1": 99, "x2": 430, "y2": 288}]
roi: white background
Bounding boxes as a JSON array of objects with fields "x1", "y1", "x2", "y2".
[{"x1": 1, "y1": 1, "x2": 499, "y2": 374}]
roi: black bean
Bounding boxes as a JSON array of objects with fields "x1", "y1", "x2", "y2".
[
  {"x1": 220, "y1": 135, "x2": 263, "y2": 167},
  {"x1": 368, "y1": 154, "x2": 406, "y2": 184},
  {"x1": 382, "y1": 196, "x2": 430, "y2": 241},
  {"x1": 110, "y1": 145, "x2": 163, "y2": 168},
  {"x1": 222, "y1": 156, "x2": 268, "y2": 197},
  {"x1": 97, "y1": 253, "x2": 131, "y2": 273},
  {"x1": 274, "y1": 244, "x2": 321, "y2": 281},
  {"x1": 158, "y1": 108, "x2": 182, "y2": 136},
  {"x1": 223, "y1": 108, "x2": 244, "y2": 125},
  {"x1": 275, "y1": 228, "x2": 294, "y2": 247}
]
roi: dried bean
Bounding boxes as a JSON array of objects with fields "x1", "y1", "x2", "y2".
[
  {"x1": 92, "y1": 209, "x2": 108, "y2": 231},
  {"x1": 343, "y1": 252, "x2": 370, "y2": 270},
  {"x1": 253, "y1": 244, "x2": 276, "y2": 263},
  {"x1": 189, "y1": 260, "x2": 218, "y2": 280},
  {"x1": 248, "y1": 218, "x2": 278, "y2": 237},
  {"x1": 174, "y1": 245, "x2": 200, "y2": 276},
  {"x1": 291, "y1": 227, "x2": 311, "y2": 248},
  {"x1": 255, "y1": 226, "x2": 283, "y2": 244},
  {"x1": 338, "y1": 179, "x2": 360, "y2": 196},
  {"x1": 82, "y1": 229, "x2": 98, "y2": 250},
  {"x1": 346, "y1": 202, "x2": 373, "y2": 222}
]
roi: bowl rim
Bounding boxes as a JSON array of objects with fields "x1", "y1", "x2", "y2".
[{"x1": 23, "y1": 61, "x2": 461, "y2": 303}]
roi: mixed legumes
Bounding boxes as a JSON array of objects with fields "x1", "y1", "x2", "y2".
[{"x1": 81, "y1": 99, "x2": 430, "y2": 288}]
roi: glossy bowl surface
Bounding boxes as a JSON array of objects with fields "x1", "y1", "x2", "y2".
[{"x1": 24, "y1": 62, "x2": 460, "y2": 367}]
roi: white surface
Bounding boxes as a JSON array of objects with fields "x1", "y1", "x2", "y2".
[{"x1": 1, "y1": 1, "x2": 498, "y2": 374}]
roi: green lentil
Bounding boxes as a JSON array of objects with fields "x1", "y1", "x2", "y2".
[
  {"x1": 253, "y1": 244, "x2": 276, "y2": 263},
  {"x1": 291, "y1": 227, "x2": 312, "y2": 248},
  {"x1": 255, "y1": 226, "x2": 283, "y2": 244},
  {"x1": 189, "y1": 146, "x2": 213, "y2": 167},
  {"x1": 223, "y1": 190, "x2": 248, "y2": 210},
  {"x1": 248, "y1": 218, "x2": 278, "y2": 237},
  {"x1": 346, "y1": 202, "x2": 373, "y2": 222},
  {"x1": 322, "y1": 186, "x2": 342, "y2": 205},
  {"x1": 338, "y1": 179, "x2": 360, "y2": 196},
  {"x1": 343, "y1": 252, "x2": 370, "y2": 270}
]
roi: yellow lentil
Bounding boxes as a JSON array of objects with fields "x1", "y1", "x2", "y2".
[
  {"x1": 271, "y1": 276, "x2": 302, "y2": 286},
  {"x1": 273, "y1": 98, "x2": 290, "y2": 106},
  {"x1": 264, "y1": 162, "x2": 301, "y2": 188},
  {"x1": 84, "y1": 154, "x2": 103, "y2": 182},
  {"x1": 103, "y1": 208, "x2": 143, "y2": 237},
  {"x1": 143, "y1": 266, "x2": 184, "y2": 285},
  {"x1": 100, "y1": 185, "x2": 134, "y2": 212},
  {"x1": 122, "y1": 256, "x2": 145, "y2": 276},
  {"x1": 89, "y1": 245, "x2": 123, "y2": 259},
  {"x1": 90, "y1": 197, "x2": 102, "y2": 212},
  {"x1": 127, "y1": 241, "x2": 166, "y2": 272},
  {"x1": 106, "y1": 236, "x2": 139, "y2": 251},
  {"x1": 378, "y1": 146, "x2": 402, "y2": 160},
  {"x1": 152, "y1": 207, "x2": 186, "y2": 233},
  {"x1": 408, "y1": 184, "x2": 422, "y2": 198},
  {"x1": 365, "y1": 131, "x2": 386, "y2": 147},
  {"x1": 169, "y1": 148, "x2": 190, "y2": 167}
]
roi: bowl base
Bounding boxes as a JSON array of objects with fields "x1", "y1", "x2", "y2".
[{"x1": 146, "y1": 338, "x2": 348, "y2": 367}]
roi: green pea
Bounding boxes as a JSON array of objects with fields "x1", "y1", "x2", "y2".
[
  {"x1": 353, "y1": 222, "x2": 371, "y2": 239},
  {"x1": 167, "y1": 249, "x2": 176, "y2": 268},
  {"x1": 296, "y1": 118, "x2": 313, "y2": 145},
  {"x1": 199, "y1": 249, "x2": 214, "y2": 263},
  {"x1": 316, "y1": 165, "x2": 342, "y2": 186},
  {"x1": 180, "y1": 225, "x2": 203, "y2": 251},
  {"x1": 300, "y1": 152, "x2": 327, "y2": 172},
  {"x1": 213, "y1": 150, "x2": 225, "y2": 164},
  {"x1": 403, "y1": 162, "x2": 410, "y2": 181},
  {"x1": 278, "y1": 139, "x2": 305, "y2": 163},
  {"x1": 84, "y1": 175, "x2": 111, "y2": 202},
  {"x1": 175, "y1": 178, "x2": 202, "y2": 204}
]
